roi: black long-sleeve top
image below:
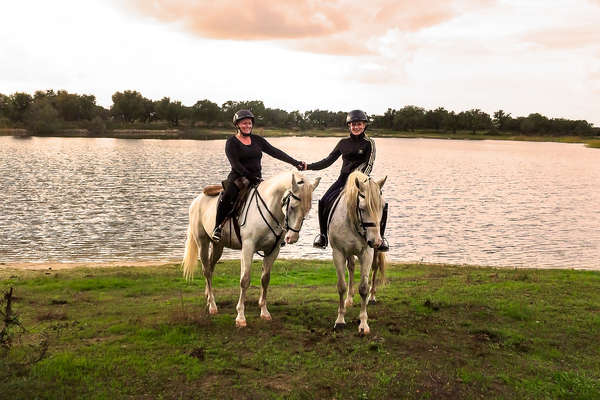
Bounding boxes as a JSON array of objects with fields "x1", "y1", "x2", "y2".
[
  {"x1": 307, "y1": 132, "x2": 375, "y2": 176},
  {"x1": 225, "y1": 134, "x2": 299, "y2": 182}
]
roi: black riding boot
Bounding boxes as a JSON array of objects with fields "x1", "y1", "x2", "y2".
[
  {"x1": 313, "y1": 201, "x2": 328, "y2": 249},
  {"x1": 378, "y1": 202, "x2": 389, "y2": 252},
  {"x1": 212, "y1": 181, "x2": 239, "y2": 242}
]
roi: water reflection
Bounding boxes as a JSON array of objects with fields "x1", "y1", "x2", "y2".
[{"x1": 1, "y1": 136, "x2": 599, "y2": 269}]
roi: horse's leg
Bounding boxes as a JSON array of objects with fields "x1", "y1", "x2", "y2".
[
  {"x1": 235, "y1": 243, "x2": 255, "y2": 328},
  {"x1": 368, "y1": 251, "x2": 379, "y2": 305},
  {"x1": 258, "y1": 248, "x2": 279, "y2": 321},
  {"x1": 206, "y1": 242, "x2": 224, "y2": 315},
  {"x1": 199, "y1": 237, "x2": 219, "y2": 315},
  {"x1": 332, "y1": 248, "x2": 348, "y2": 331},
  {"x1": 357, "y1": 249, "x2": 375, "y2": 335},
  {"x1": 344, "y1": 256, "x2": 355, "y2": 308}
]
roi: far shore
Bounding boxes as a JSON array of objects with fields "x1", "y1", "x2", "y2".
[{"x1": 1, "y1": 127, "x2": 599, "y2": 146}]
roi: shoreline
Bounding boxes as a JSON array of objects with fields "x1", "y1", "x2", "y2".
[{"x1": 1, "y1": 127, "x2": 598, "y2": 145}]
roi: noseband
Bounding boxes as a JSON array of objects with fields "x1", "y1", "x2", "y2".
[
  {"x1": 282, "y1": 190, "x2": 304, "y2": 233},
  {"x1": 356, "y1": 192, "x2": 378, "y2": 240}
]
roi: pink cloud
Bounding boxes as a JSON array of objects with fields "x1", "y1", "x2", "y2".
[
  {"x1": 523, "y1": 24, "x2": 600, "y2": 49},
  {"x1": 125, "y1": 0, "x2": 494, "y2": 51}
]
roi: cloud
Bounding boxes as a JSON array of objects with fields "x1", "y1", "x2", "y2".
[
  {"x1": 523, "y1": 24, "x2": 600, "y2": 50},
  {"x1": 124, "y1": 0, "x2": 492, "y2": 47}
]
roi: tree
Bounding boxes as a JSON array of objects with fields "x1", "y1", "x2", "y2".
[
  {"x1": 493, "y1": 109, "x2": 512, "y2": 131},
  {"x1": 111, "y1": 90, "x2": 146, "y2": 123},
  {"x1": 24, "y1": 98, "x2": 61, "y2": 134},
  {"x1": 191, "y1": 99, "x2": 220, "y2": 126},
  {"x1": 442, "y1": 111, "x2": 459, "y2": 134},
  {"x1": 53, "y1": 90, "x2": 96, "y2": 121},
  {"x1": 6, "y1": 92, "x2": 33, "y2": 123},
  {"x1": 459, "y1": 109, "x2": 492, "y2": 134},
  {"x1": 424, "y1": 107, "x2": 448, "y2": 130},
  {"x1": 155, "y1": 97, "x2": 186, "y2": 127}
]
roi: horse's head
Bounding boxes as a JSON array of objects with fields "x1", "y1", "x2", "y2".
[
  {"x1": 346, "y1": 171, "x2": 387, "y2": 249},
  {"x1": 283, "y1": 171, "x2": 321, "y2": 244}
]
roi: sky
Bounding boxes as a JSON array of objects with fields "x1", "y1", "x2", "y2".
[{"x1": 1, "y1": 0, "x2": 599, "y2": 125}]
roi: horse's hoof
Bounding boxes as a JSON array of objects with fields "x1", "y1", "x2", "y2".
[
  {"x1": 260, "y1": 314, "x2": 272, "y2": 321},
  {"x1": 208, "y1": 308, "x2": 218, "y2": 315},
  {"x1": 235, "y1": 319, "x2": 247, "y2": 328},
  {"x1": 334, "y1": 323, "x2": 346, "y2": 332},
  {"x1": 368, "y1": 299, "x2": 377, "y2": 305},
  {"x1": 358, "y1": 326, "x2": 371, "y2": 336}
]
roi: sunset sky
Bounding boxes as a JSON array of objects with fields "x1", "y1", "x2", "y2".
[{"x1": 2, "y1": 0, "x2": 599, "y2": 125}]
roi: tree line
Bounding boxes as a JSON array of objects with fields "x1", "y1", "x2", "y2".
[{"x1": 0, "y1": 89, "x2": 596, "y2": 137}]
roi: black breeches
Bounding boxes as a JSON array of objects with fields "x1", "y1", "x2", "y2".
[
  {"x1": 215, "y1": 179, "x2": 240, "y2": 227},
  {"x1": 317, "y1": 175, "x2": 348, "y2": 236}
]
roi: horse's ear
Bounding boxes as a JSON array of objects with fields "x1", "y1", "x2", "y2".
[
  {"x1": 355, "y1": 177, "x2": 363, "y2": 191},
  {"x1": 312, "y1": 177, "x2": 321, "y2": 190},
  {"x1": 377, "y1": 176, "x2": 387, "y2": 189},
  {"x1": 291, "y1": 173, "x2": 299, "y2": 192}
]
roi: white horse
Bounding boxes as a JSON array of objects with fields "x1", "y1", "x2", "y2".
[
  {"x1": 182, "y1": 170, "x2": 320, "y2": 327},
  {"x1": 328, "y1": 170, "x2": 387, "y2": 335}
]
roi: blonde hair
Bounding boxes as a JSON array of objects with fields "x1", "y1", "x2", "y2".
[{"x1": 344, "y1": 170, "x2": 383, "y2": 228}]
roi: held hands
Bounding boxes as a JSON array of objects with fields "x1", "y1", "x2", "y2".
[{"x1": 296, "y1": 161, "x2": 307, "y2": 171}]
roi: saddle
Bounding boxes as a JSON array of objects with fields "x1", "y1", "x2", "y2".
[{"x1": 202, "y1": 180, "x2": 254, "y2": 243}]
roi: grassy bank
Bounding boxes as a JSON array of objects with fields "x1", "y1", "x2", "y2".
[
  {"x1": 2, "y1": 127, "x2": 599, "y2": 146},
  {"x1": 1, "y1": 261, "x2": 599, "y2": 399}
]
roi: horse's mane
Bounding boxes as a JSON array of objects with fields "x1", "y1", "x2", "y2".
[
  {"x1": 344, "y1": 170, "x2": 383, "y2": 228},
  {"x1": 293, "y1": 171, "x2": 314, "y2": 214},
  {"x1": 266, "y1": 170, "x2": 314, "y2": 213}
]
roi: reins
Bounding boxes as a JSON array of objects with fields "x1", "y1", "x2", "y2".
[{"x1": 239, "y1": 180, "x2": 305, "y2": 258}]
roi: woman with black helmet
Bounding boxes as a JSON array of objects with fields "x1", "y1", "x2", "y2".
[
  {"x1": 304, "y1": 109, "x2": 389, "y2": 251},
  {"x1": 212, "y1": 109, "x2": 306, "y2": 242}
]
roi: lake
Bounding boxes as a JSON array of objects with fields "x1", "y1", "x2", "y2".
[{"x1": 1, "y1": 136, "x2": 599, "y2": 269}]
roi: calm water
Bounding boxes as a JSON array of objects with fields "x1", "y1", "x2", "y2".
[{"x1": 1, "y1": 136, "x2": 599, "y2": 269}]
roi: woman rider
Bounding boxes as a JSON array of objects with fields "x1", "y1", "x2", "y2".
[
  {"x1": 305, "y1": 109, "x2": 389, "y2": 251},
  {"x1": 212, "y1": 109, "x2": 306, "y2": 242}
]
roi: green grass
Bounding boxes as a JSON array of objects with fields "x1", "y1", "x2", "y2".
[
  {"x1": 1, "y1": 261, "x2": 599, "y2": 399},
  {"x1": 585, "y1": 140, "x2": 600, "y2": 148}
]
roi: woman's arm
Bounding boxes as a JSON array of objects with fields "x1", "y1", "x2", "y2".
[
  {"x1": 358, "y1": 136, "x2": 376, "y2": 175},
  {"x1": 225, "y1": 137, "x2": 251, "y2": 177},
  {"x1": 255, "y1": 136, "x2": 299, "y2": 166},
  {"x1": 306, "y1": 141, "x2": 342, "y2": 171}
]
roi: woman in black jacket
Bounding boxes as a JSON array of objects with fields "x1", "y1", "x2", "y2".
[
  {"x1": 212, "y1": 109, "x2": 306, "y2": 242},
  {"x1": 306, "y1": 110, "x2": 388, "y2": 251}
]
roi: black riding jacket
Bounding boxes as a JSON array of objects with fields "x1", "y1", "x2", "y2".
[
  {"x1": 307, "y1": 132, "x2": 375, "y2": 177},
  {"x1": 225, "y1": 134, "x2": 299, "y2": 183}
]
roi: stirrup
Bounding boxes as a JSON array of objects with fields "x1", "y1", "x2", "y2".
[
  {"x1": 211, "y1": 226, "x2": 222, "y2": 242},
  {"x1": 313, "y1": 234, "x2": 328, "y2": 249},
  {"x1": 377, "y1": 237, "x2": 389, "y2": 252}
]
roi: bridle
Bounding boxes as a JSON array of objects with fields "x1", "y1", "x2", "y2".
[
  {"x1": 240, "y1": 180, "x2": 306, "y2": 257},
  {"x1": 355, "y1": 192, "x2": 378, "y2": 240}
]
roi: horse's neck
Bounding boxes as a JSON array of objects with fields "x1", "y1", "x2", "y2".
[{"x1": 257, "y1": 173, "x2": 290, "y2": 215}]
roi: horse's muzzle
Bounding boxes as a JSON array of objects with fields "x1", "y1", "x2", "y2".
[{"x1": 367, "y1": 239, "x2": 382, "y2": 249}]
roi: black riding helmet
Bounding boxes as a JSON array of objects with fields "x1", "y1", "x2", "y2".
[
  {"x1": 346, "y1": 109, "x2": 369, "y2": 125},
  {"x1": 233, "y1": 109, "x2": 255, "y2": 126}
]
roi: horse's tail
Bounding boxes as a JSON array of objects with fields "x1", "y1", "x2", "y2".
[
  {"x1": 374, "y1": 250, "x2": 387, "y2": 285},
  {"x1": 182, "y1": 223, "x2": 199, "y2": 281}
]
